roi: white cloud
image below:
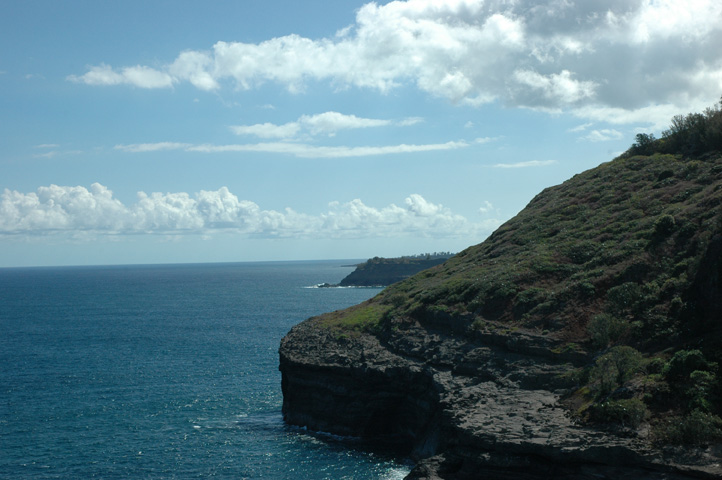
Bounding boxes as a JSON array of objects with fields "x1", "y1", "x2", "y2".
[
  {"x1": 398, "y1": 116, "x2": 424, "y2": 127},
  {"x1": 492, "y1": 160, "x2": 557, "y2": 168},
  {"x1": 229, "y1": 122, "x2": 301, "y2": 139},
  {"x1": 0, "y1": 184, "x2": 128, "y2": 234},
  {"x1": 69, "y1": 0, "x2": 722, "y2": 125},
  {"x1": 69, "y1": 64, "x2": 174, "y2": 89},
  {"x1": 121, "y1": 66, "x2": 175, "y2": 89},
  {"x1": 0, "y1": 184, "x2": 495, "y2": 240},
  {"x1": 567, "y1": 123, "x2": 593, "y2": 133},
  {"x1": 513, "y1": 69, "x2": 597, "y2": 104},
  {"x1": 169, "y1": 50, "x2": 219, "y2": 90},
  {"x1": 114, "y1": 142, "x2": 193, "y2": 153},
  {"x1": 230, "y1": 111, "x2": 420, "y2": 140},
  {"x1": 31, "y1": 144, "x2": 83, "y2": 159},
  {"x1": 299, "y1": 112, "x2": 389, "y2": 136},
  {"x1": 114, "y1": 139, "x2": 468, "y2": 158},
  {"x1": 572, "y1": 103, "x2": 689, "y2": 131},
  {"x1": 33, "y1": 151, "x2": 58, "y2": 159},
  {"x1": 478, "y1": 200, "x2": 494, "y2": 214},
  {"x1": 581, "y1": 129, "x2": 624, "y2": 142},
  {"x1": 321, "y1": 195, "x2": 480, "y2": 238},
  {"x1": 189, "y1": 140, "x2": 469, "y2": 158}
]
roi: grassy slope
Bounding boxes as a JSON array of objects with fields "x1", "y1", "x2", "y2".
[
  {"x1": 316, "y1": 150, "x2": 722, "y2": 443},
  {"x1": 380, "y1": 153, "x2": 721, "y2": 339}
]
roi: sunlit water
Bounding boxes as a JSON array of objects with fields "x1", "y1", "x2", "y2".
[{"x1": 0, "y1": 261, "x2": 411, "y2": 479}]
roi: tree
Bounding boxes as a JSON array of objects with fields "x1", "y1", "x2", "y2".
[
  {"x1": 592, "y1": 346, "x2": 643, "y2": 396},
  {"x1": 629, "y1": 133, "x2": 657, "y2": 156}
]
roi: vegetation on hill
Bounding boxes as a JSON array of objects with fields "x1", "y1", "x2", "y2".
[
  {"x1": 320, "y1": 98, "x2": 722, "y2": 446},
  {"x1": 626, "y1": 97, "x2": 722, "y2": 158}
]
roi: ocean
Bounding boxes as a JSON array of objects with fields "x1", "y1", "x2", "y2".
[{"x1": 0, "y1": 261, "x2": 411, "y2": 479}]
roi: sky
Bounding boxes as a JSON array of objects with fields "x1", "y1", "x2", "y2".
[{"x1": 1, "y1": 0, "x2": 721, "y2": 267}]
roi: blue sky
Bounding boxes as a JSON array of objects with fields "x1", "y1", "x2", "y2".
[{"x1": 2, "y1": 0, "x2": 721, "y2": 267}]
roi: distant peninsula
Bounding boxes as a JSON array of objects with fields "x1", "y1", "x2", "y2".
[{"x1": 322, "y1": 253, "x2": 454, "y2": 288}]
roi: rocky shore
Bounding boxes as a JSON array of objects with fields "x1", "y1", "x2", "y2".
[{"x1": 280, "y1": 314, "x2": 722, "y2": 479}]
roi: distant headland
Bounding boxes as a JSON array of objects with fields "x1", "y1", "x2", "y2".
[{"x1": 319, "y1": 253, "x2": 455, "y2": 288}]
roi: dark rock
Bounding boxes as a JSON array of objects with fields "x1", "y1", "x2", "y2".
[{"x1": 280, "y1": 320, "x2": 722, "y2": 479}]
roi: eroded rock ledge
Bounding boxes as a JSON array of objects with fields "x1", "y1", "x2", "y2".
[{"x1": 279, "y1": 318, "x2": 722, "y2": 479}]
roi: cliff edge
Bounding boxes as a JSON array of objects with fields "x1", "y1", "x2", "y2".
[{"x1": 280, "y1": 105, "x2": 722, "y2": 479}]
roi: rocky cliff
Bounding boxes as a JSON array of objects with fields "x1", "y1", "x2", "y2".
[{"x1": 280, "y1": 148, "x2": 722, "y2": 478}]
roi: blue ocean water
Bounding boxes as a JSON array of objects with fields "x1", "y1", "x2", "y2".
[{"x1": 0, "y1": 261, "x2": 411, "y2": 479}]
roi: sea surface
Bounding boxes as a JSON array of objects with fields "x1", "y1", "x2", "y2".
[{"x1": 0, "y1": 261, "x2": 411, "y2": 479}]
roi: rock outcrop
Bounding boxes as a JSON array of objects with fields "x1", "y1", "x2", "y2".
[
  {"x1": 280, "y1": 148, "x2": 722, "y2": 479},
  {"x1": 281, "y1": 313, "x2": 722, "y2": 479}
]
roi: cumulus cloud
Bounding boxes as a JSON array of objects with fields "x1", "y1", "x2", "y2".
[
  {"x1": 115, "y1": 139, "x2": 469, "y2": 158},
  {"x1": 1, "y1": 184, "x2": 128, "y2": 234},
  {"x1": 69, "y1": 0, "x2": 722, "y2": 125},
  {"x1": 230, "y1": 111, "x2": 420, "y2": 139},
  {"x1": 0, "y1": 184, "x2": 495, "y2": 240},
  {"x1": 512, "y1": 69, "x2": 597, "y2": 105}
]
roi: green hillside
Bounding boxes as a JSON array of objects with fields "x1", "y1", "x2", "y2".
[{"x1": 319, "y1": 99, "x2": 722, "y2": 445}]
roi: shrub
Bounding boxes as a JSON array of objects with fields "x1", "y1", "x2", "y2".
[
  {"x1": 514, "y1": 287, "x2": 548, "y2": 317},
  {"x1": 657, "y1": 169, "x2": 674, "y2": 181},
  {"x1": 591, "y1": 398, "x2": 648, "y2": 428},
  {"x1": 384, "y1": 293, "x2": 407, "y2": 308},
  {"x1": 564, "y1": 240, "x2": 602, "y2": 264},
  {"x1": 645, "y1": 357, "x2": 666, "y2": 374},
  {"x1": 609, "y1": 346, "x2": 644, "y2": 384},
  {"x1": 574, "y1": 281, "x2": 596, "y2": 298},
  {"x1": 688, "y1": 370, "x2": 716, "y2": 411},
  {"x1": 656, "y1": 410, "x2": 722, "y2": 445},
  {"x1": 588, "y1": 313, "x2": 629, "y2": 349},
  {"x1": 606, "y1": 282, "x2": 644, "y2": 316},
  {"x1": 663, "y1": 349, "x2": 712, "y2": 381},
  {"x1": 591, "y1": 346, "x2": 644, "y2": 396},
  {"x1": 652, "y1": 214, "x2": 676, "y2": 237}
]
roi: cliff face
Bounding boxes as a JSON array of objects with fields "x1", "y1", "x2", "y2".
[
  {"x1": 281, "y1": 318, "x2": 719, "y2": 479},
  {"x1": 279, "y1": 152, "x2": 722, "y2": 479}
]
